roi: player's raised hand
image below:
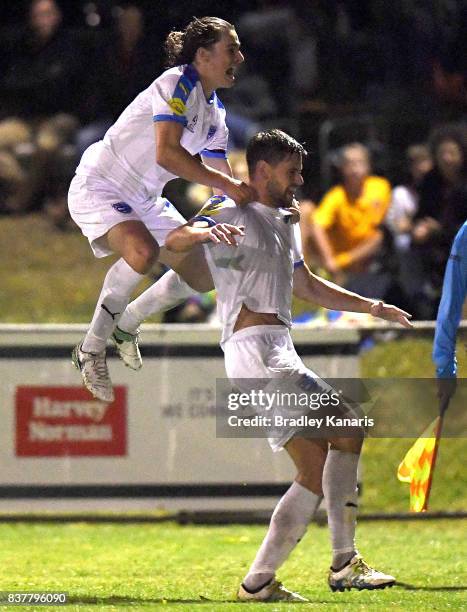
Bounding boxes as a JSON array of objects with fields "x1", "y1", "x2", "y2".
[
  {"x1": 223, "y1": 177, "x2": 257, "y2": 206},
  {"x1": 369, "y1": 301, "x2": 413, "y2": 328},
  {"x1": 205, "y1": 223, "x2": 245, "y2": 247}
]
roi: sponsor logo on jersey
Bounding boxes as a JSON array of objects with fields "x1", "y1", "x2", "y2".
[
  {"x1": 186, "y1": 114, "x2": 198, "y2": 133},
  {"x1": 112, "y1": 202, "x2": 133, "y2": 214},
  {"x1": 168, "y1": 97, "x2": 186, "y2": 116},
  {"x1": 198, "y1": 195, "x2": 227, "y2": 217},
  {"x1": 207, "y1": 125, "x2": 217, "y2": 139}
]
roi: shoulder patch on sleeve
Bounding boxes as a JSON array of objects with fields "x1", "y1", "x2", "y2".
[
  {"x1": 197, "y1": 195, "x2": 233, "y2": 217},
  {"x1": 168, "y1": 66, "x2": 199, "y2": 116}
]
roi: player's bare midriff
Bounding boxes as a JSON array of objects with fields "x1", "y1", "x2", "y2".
[{"x1": 233, "y1": 303, "x2": 285, "y2": 332}]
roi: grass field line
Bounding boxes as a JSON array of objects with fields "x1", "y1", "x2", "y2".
[{"x1": 0, "y1": 510, "x2": 466, "y2": 524}]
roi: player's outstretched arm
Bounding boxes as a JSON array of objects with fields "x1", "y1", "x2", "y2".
[
  {"x1": 165, "y1": 220, "x2": 244, "y2": 253},
  {"x1": 156, "y1": 122, "x2": 255, "y2": 205},
  {"x1": 367, "y1": 299, "x2": 413, "y2": 327},
  {"x1": 432, "y1": 223, "x2": 466, "y2": 409},
  {"x1": 293, "y1": 263, "x2": 413, "y2": 328}
]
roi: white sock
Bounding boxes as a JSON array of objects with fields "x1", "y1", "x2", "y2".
[
  {"x1": 82, "y1": 258, "x2": 145, "y2": 353},
  {"x1": 118, "y1": 269, "x2": 199, "y2": 334},
  {"x1": 242, "y1": 481, "x2": 320, "y2": 591},
  {"x1": 322, "y1": 449, "x2": 359, "y2": 569}
]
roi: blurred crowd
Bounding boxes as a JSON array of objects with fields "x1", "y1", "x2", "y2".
[
  {"x1": 0, "y1": 0, "x2": 466, "y2": 319},
  {"x1": 300, "y1": 129, "x2": 466, "y2": 321}
]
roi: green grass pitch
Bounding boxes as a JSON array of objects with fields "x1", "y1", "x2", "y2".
[{"x1": 0, "y1": 520, "x2": 465, "y2": 610}]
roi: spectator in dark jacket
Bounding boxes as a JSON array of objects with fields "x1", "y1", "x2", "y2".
[
  {"x1": 76, "y1": 3, "x2": 159, "y2": 155},
  {"x1": 405, "y1": 123, "x2": 467, "y2": 318},
  {"x1": 2, "y1": 0, "x2": 82, "y2": 120}
]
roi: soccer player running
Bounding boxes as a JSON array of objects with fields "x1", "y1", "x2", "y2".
[
  {"x1": 68, "y1": 17, "x2": 255, "y2": 402},
  {"x1": 433, "y1": 221, "x2": 466, "y2": 411},
  {"x1": 165, "y1": 129, "x2": 413, "y2": 602}
]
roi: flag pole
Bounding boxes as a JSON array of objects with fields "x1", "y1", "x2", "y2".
[{"x1": 421, "y1": 402, "x2": 447, "y2": 512}]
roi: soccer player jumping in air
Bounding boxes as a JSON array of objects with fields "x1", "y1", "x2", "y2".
[
  {"x1": 69, "y1": 17, "x2": 255, "y2": 402},
  {"x1": 165, "y1": 129, "x2": 413, "y2": 602}
]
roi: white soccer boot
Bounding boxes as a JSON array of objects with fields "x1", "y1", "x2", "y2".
[
  {"x1": 111, "y1": 326, "x2": 142, "y2": 371},
  {"x1": 237, "y1": 580, "x2": 308, "y2": 602},
  {"x1": 72, "y1": 342, "x2": 114, "y2": 403},
  {"x1": 328, "y1": 554, "x2": 395, "y2": 591}
]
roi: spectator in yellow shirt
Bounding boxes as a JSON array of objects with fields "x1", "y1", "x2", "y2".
[{"x1": 308, "y1": 143, "x2": 394, "y2": 299}]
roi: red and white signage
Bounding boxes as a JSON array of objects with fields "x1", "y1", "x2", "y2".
[{"x1": 15, "y1": 386, "x2": 127, "y2": 457}]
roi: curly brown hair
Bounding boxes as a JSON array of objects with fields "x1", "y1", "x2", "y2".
[{"x1": 164, "y1": 16, "x2": 234, "y2": 68}]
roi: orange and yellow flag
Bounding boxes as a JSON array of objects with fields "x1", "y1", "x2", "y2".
[{"x1": 397, "y1": 417, "x2": 442, "y2": 512}]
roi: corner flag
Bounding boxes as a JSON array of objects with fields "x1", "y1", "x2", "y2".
[{"x1": 397, "y1": 416, "x2": 444, "y2": 512}]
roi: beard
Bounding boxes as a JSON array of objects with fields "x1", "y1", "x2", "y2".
[{"x1": 266, "y1": 180, "x2": 293, "y2": 207}]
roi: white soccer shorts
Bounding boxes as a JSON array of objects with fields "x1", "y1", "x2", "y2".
[
  {"x1": 68, "y1": 173, "x2": 186, "y2": 258},
  {"x1": 223, "y1": 325, "x2": 335, "y2": 452}
]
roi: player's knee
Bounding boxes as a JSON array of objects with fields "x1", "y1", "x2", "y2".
[
  {"x1": 296, "y1": 470, "x2": 323, "y2": 496},
  {"x1": 330, "y1": 435, "x2": 363, "y2": 454},
  {"x1": 187, "y1": 276, "x2": 214, "y2": 293},
  {"x1": 126, "y1": 240, "x2": 160, "y2": 274}
]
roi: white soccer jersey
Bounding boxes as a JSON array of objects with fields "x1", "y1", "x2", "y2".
[
  {"x1": 195, "y1": 195, "x2": 304, "y2": 345},
  {"x1": 75, "y1": 64, "x2": 229, "y2": 202}
]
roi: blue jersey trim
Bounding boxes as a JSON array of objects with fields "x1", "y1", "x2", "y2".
[
  {"x1": 294, "y1": 259, "x2": 305, "y2": 269},
  {"x1": 207, "y1": 195, "x2": 228, "y2": 206},
  {"x1": 191, "y1": 215, "x2": 217, "y2": 227},
  {"x1": 183, "y1": 64, "x2": 200, "y2": 87},
  {"x1": 215, "y1": 93, "x2": 225, "y2": 109},
  {"x1": 201, "y1": 149, "x2": 227, "y2": 159},
  {"x1": 153, "y1": 114, "x2": 187, "y2": 126},
  {"x1": 168, "y1": 65, "x2": 199, "y2": 107},
  {"x1": 207, "y1": 90, "x2": 216, "y2": 105}
]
